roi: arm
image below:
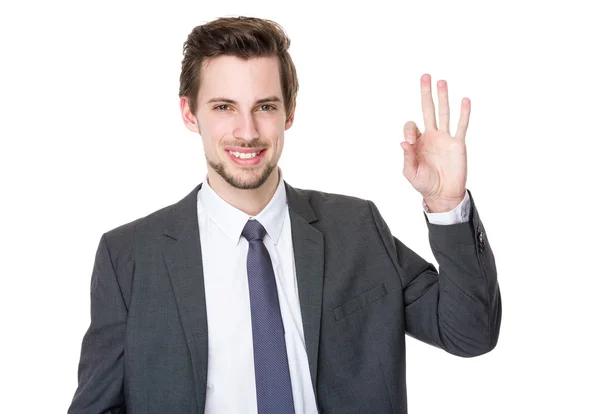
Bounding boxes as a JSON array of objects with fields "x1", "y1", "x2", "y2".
[
  {"x1": 369, "y1": 190, "x2": 501, "y2": 357},
  {"x1": 68, "y1": 234, "x2": 127, "y2": 413}
]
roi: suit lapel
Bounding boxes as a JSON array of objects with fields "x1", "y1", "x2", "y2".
[
  {"x1": 160, "y1": 181, "x2": 325, "y2": 409},
  {"x1": 162, "y1": 183, "x2": 208, "y2": 413},
  {"x1": 285, "y1": 182, "x2": 324, "y2": 398}
]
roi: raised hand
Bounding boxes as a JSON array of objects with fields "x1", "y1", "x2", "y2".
[{"x1": 400, "y1": 74, "x2": 471, "y2": 213}]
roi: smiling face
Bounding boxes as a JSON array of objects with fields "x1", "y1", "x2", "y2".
[{"x1": 181, "y1": 55, "x2": 295, "y2": 190}]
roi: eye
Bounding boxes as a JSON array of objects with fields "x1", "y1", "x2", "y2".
[
  {"x1": 259, "y1": 104, "x2": 276, "y2": 111},
  {"x1": 214, "y1": 104, "x2": 230, "y2": 111}
]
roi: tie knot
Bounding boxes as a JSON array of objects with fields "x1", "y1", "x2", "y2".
[{"x1": 242, "y1": 219, "x2": 267, "y2": 242}]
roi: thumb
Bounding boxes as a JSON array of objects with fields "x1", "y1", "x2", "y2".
[{"x1": 400, "y1": 141, "x2": 418, "y2": 179}]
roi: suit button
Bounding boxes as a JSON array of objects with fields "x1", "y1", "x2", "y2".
[{"x1": 478, "y1": 229, "x2": 485, "y2": 252}]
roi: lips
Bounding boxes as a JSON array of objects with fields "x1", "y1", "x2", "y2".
[{"x1": 225, "y1": 148, "x2": 266, "y2": 166}]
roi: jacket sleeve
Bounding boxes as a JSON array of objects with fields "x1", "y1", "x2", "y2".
[
  {"x1": 68, "y1": 234, "x2": 127, "y2": 413},
  {"x1": 368, "y1": 189, "x2": 502, "y2": 357}
]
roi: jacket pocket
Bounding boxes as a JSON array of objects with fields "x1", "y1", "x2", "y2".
[{"x1": 333, "y1": 283, "x2": 388, "y2": 320}]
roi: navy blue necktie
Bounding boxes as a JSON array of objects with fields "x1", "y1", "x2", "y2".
[{"x1": 242, "y1": 219, "x2": 295, "y2": 414}]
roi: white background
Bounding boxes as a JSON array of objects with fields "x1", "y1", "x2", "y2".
[{"x1": 1, "y1": 0, "x2": 599, "y2": 412}]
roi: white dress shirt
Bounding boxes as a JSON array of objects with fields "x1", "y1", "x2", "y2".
[{"x1": 198, "y1": 169, "x2": 471, "y2": 413}]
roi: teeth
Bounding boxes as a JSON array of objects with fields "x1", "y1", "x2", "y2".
[{"x1": 229, "y1": 150, "x2": 261, "y2": 159}]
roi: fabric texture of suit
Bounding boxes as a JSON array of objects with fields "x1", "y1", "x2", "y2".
[{"x1": 69, "y1": 182, "x2": 501, "y2": 414}]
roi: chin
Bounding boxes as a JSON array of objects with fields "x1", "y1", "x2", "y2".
[{"x1": 209, "y1": 159, "x2": 276, "y2": 190}]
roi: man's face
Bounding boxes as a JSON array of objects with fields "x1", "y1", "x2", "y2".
[{"x1": 181, "y1": 55, "x2": 294, "y2": 190}]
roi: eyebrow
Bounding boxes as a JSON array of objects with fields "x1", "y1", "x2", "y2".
[{"x1": 205, "y1": 96, "x2": 282, "y2": 105}]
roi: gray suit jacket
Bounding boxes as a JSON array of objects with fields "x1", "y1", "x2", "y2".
[{"x1": 68, "y1": 182, "x2": 501, "y2": 414}]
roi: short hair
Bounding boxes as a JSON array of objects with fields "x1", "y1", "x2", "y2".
[{"x1": 179, "y1": 16, "x2": 299, "y2": 122}]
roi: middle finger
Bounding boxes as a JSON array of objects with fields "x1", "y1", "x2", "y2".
[{"x1": 437, "y1": 80, "x2": 450, "y2": 134}]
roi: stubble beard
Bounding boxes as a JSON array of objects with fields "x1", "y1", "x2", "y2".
[{"x1": 207, "y1": 156, "x2": 276, "y2": 190}]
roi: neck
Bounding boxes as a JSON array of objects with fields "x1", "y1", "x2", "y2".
[{"x1": 206, "y1": 168, "x2": 280, "y2": 216}]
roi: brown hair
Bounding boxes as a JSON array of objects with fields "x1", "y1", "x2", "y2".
[{"x1": 179, "y1": 16, "x2": 299, "y2": 122}]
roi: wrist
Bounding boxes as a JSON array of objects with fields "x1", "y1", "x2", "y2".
[{"x1": 423, "y1": 196, "x2": 463, "y2": 213}]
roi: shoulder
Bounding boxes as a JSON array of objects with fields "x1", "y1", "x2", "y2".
[
  {"x1": 298, "y1": 187, "x2": 368, "y2": 206},
  {"x1": 102, "y1": 203, "x2": 174, "y2": 244},
  {"x1": 287, "y1": 184, "x2": 377, "y2": 223},
  {"x1": 101, "y1": 184, "x2": 200, "y2": 252}
]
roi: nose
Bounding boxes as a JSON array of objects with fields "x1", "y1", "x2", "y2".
[{"x1": 232, "y1": 112, "x2": 259, "y2": 142}]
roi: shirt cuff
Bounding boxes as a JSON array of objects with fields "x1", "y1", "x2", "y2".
[{"x1": 422, "y1": 190, "x2": 471, "y2": 225}]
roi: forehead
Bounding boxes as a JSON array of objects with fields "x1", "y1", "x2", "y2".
[{"x1": 198, "y1": 55, "x2": 283, "y2": 101}]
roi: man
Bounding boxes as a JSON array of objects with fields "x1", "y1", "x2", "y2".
[{"x1": 69, "y1": 16, "x2": 501, "y2": 414}]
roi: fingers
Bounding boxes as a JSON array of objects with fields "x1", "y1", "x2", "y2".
[
  {"x1": 421, "y1": 74, "x2": 437, "y2": 131},
  {"x1": 437, "y1": 80, "x2": 450, "y2": 134},
  {"x1": 421, "y1": 74, "x2": 469, "y2": 139},
  {"x1": 403, "y1": 121, "x2": 421, "y2": 144},
  {"x1": 455, "y1": 97, "x2": 471, "y2": 140}
]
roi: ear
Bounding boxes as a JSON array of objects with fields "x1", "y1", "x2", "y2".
[
  {"x1": 180, "y1": 96, "x2": 200, "y2": 133},
  {"x1": 284, "y1": 100, "x2": 296, "y2": 131}
]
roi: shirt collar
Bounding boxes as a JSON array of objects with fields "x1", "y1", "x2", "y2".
[{"x1": 197, "y1": 168, "x2": 288, "y2": 246}]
